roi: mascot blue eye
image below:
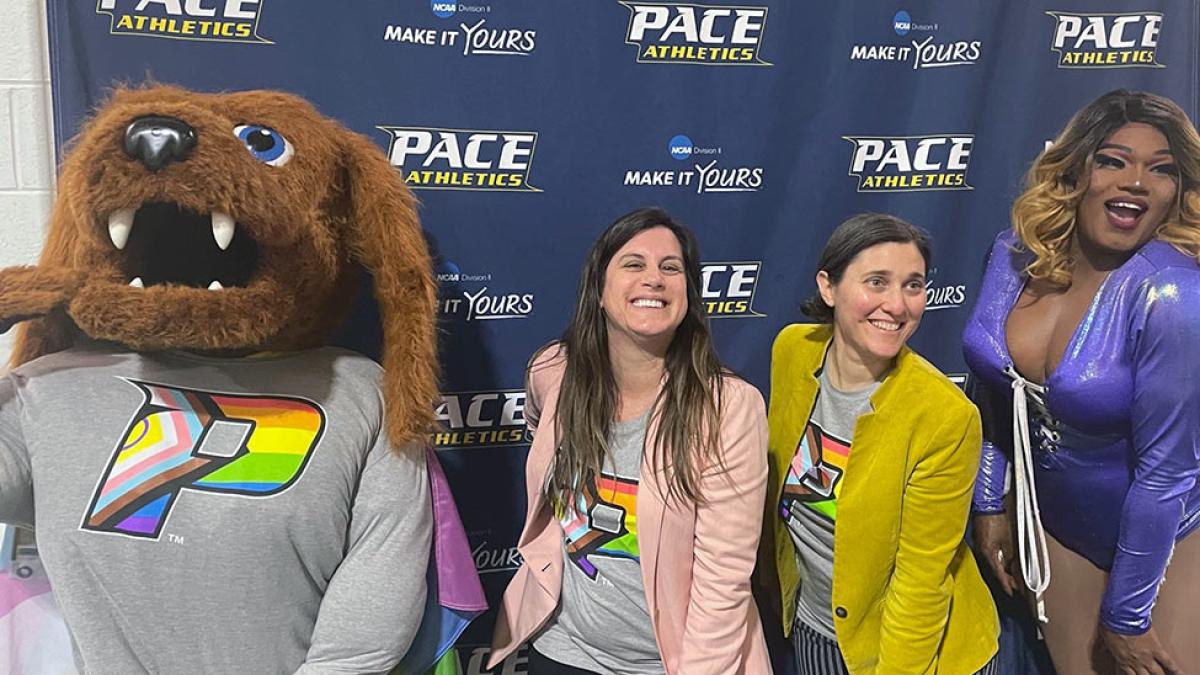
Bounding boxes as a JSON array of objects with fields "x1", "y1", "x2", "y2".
[{"x1": 233, "y1": 124, "x2": 294, "y2": 167}]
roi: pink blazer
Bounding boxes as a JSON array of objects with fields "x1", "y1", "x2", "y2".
[{"x1": 489, "y1": 346, "x2": 772, "y2": 674}]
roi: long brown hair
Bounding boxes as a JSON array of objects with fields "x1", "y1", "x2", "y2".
[
  {"x1": 1013, "y1": 89, "x2": 1200, "y2": 287},
  {"x1": 549, "y1": 207, "x2": 727, "y2": 506}
]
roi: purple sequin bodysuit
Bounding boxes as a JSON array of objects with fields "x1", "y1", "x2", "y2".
[{"x1": 963, "y1": 230, "x2": 1200, "y2": 635}]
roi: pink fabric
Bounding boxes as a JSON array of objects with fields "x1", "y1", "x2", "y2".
[
  {"x1": 425, "y1": 447, "x2": 487, "y2": 612},
  {"x1": 0, "y1": 571, "x2": 49, "y2": 616},
  {"x1": 0, "y1": 571, "x2": 77, "y2": 674}
]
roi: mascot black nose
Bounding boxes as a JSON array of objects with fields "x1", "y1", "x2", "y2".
[{"x1": 123, "y1": 116, "x2": 197, "y2": 171}]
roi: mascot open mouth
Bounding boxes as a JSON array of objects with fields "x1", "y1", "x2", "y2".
[
  {"x1": 2, "y1": 85, "x2": 438, "y2": 443},
  {"x1": 110, "y1": 202, "x2": 260, "y2": 290}
]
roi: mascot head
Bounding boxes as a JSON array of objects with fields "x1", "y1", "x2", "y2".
[{"x1": 0, "y1": 85, "x2": 437, "y2": 445}]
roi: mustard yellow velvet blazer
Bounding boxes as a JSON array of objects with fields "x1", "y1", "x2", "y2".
[{"x1": 764, "y1": 323, "x2": 998, "y2": 674}]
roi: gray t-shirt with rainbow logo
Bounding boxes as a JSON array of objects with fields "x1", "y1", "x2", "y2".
[
  {"x1": 781, "y1": 369, "x2": 877, "y2": 641},
  {"x1": 0, "y1": 343, "x2": 431, "y2": 674},
  {"x1": 533, "y1": 408, "x2": 664, "y2": 674}
]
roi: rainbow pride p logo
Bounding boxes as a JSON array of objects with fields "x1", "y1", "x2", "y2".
[{"x1": 82, "y1": 379, "x2": 325, "y2": 540}]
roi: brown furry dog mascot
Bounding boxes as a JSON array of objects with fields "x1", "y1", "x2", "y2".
[{"x1": 0, "y1": 85, "x2": 483, "y2": 674}]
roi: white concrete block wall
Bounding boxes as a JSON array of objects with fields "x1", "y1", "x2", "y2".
[{"x1": 0, "y1": 0, "x2": 55, "y2": 366}]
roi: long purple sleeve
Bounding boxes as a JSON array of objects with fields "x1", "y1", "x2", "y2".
[
  {"x1": 973, "y1": 440, "x2": 1008, "y2": 515},
  {"x1": 1101, "y1": 268, "x2": 1200, "y2": 634},
  {"x1": 968, "y1": 365, "x2": 1012, "y2": 515}
]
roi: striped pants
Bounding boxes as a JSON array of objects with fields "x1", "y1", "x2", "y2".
[{"x1": 792, "y1": 620, "x2": 999, "y2": 675}]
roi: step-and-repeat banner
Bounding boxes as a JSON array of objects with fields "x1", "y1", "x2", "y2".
[{"x1": 37, "y1": 1, "x2": 1199, "y2": 673}]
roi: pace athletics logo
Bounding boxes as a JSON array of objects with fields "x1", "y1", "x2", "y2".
[
  {"x1": 624, "y1": 134, "x2": 763, "y2": 194},
  {"x1": 82, "y1": 379, "x2": 324, "y2": 540},
  {"x1": 850, "y1": 9, "x2": 980, "y2": 69},
  {"x1": 1047, "y1": 12, "x2": 1163, "y2": 68},
  {"x1": 620, "y1": 2, "x2": 771, "y2": 66},
  {"x1": 843, "y1": 134, "x2": 974, "y2": 192},
  {"x1": 434, "y1": 389, "x2": 529, "y2": 449},
  {"x1": 701, "y1": 261, "x2": 766, "y2": 318},
  {"x1": 380, "y1": 127, "x2": 541, "y2": 192},
  {"x1": 383, "y1": 1, "x2": 537, "y2": 57},
  {"x1": 95, "y1": 0, "x2": 272, "y2": 43}
]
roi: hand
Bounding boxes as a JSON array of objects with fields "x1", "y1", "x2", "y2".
[
  {"x1": 972, "y1": 512, "x2": 1017, "y2": 595},
  {"x1": 1101, "y1": 626, "x2": 1183, "y2": 675}
]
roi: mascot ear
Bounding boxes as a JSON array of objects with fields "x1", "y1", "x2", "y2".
[
  {"x1": 9, "y1": 184, "x2": 86, "y2": 369},
  {"x1": 341, "y1": 131, "x2": 439, "y2": 448}
]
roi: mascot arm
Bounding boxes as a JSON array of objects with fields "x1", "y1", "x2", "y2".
[
  {"x1": 0, "y1": 266, "x2": 85, "y2": 335},
  {"x1": 0, "y1": 375, "x2": 34, "y2": 528},
  {"x1": 297, "y1": 438, "x2": 432, "y2": 674}
]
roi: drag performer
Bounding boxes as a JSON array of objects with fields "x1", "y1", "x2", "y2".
[{"x1": 965, "y1": 90, "x2": 1200, "y2": 673}]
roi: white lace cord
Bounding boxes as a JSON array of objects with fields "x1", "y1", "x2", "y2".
[{"x1": 1010, "y1": 372, "x2": 1052, "y2": 623}]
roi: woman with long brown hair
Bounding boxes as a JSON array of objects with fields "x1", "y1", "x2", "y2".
[
  {"x1": 965, "y1": 89, "x2": 1200, "y2": 673},
  {"x1": 489, "y1": 207, "x2": 770, "y2": 674}
]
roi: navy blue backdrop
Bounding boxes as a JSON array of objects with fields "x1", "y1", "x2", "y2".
[{"x1": 46, "y1": 2, "x2": 1198, "y2": 673}]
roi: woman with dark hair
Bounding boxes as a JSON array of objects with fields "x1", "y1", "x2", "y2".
[
  {"x1": 489, "y1": 207, "x2": 771, "y2": 674},
  {"x1": 965, "y1": 89, "x2": 1200, "y2": 673},
  {"x1": 763, "y1": 213, "x2": 999, "y2": 674}
]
